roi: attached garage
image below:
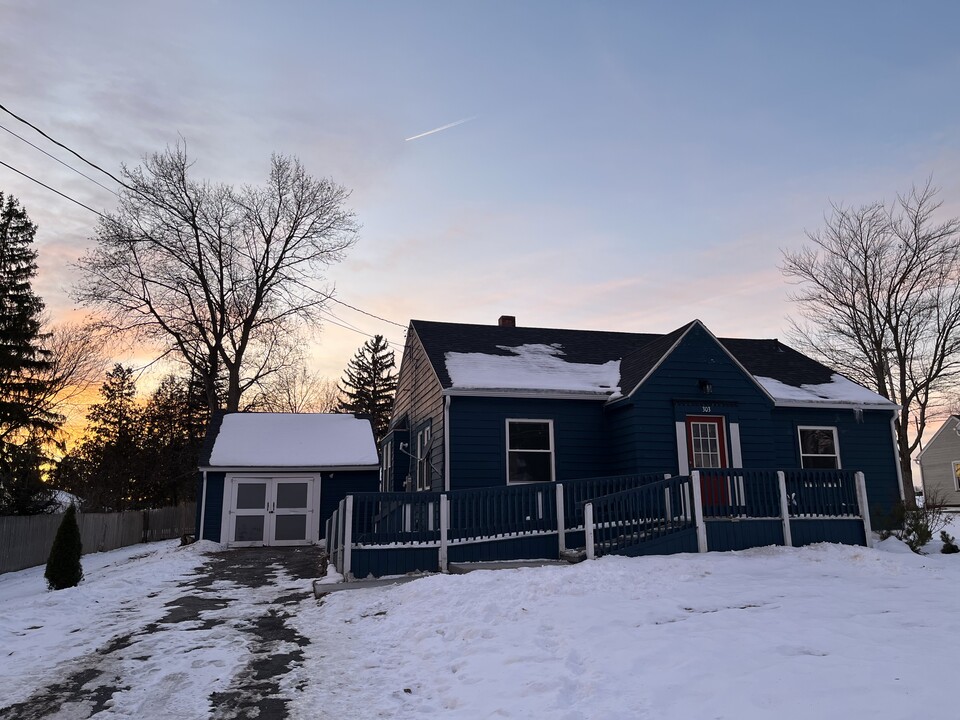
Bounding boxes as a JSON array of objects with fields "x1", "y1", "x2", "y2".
[{"x1": 196, "y1": 412, "x2": 380, "y2": 547}]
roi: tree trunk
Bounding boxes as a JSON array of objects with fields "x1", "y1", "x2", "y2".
[{"x1": 896, "y1": 418, "x2": 917, "y2": 508}]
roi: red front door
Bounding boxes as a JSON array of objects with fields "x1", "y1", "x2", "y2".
[{"x1": 686, "y1": 416, "x2": 729, "y2": 506}]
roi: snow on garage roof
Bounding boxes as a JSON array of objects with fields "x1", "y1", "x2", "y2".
[
  {"x1": 206, "y1": 413, "x2": 379, "y2": 468},
  {"x1": 445, "y1": 344, "x2": 621, "y2": 395}
]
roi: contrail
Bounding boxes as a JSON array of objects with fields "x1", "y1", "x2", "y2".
[{"x1": 405, "y1": 116, "x2": 476, "y2": 142}]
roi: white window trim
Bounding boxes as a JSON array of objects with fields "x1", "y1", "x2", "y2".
[
  {"x1": 505, "y1": 418, "x2": 556, "y2": 484},
  {"x1": 381, "y1": 439, "x2": 393, "y2": 493},
  {"x1": 416, "y1": 426, "x2": 432, "y2": 491},
  {"x1": 797, "y1": 426, "x2": 841, "y2": 469},
  {"x1": 952, "y1": 461, "x2": 960, "y2": 492}
]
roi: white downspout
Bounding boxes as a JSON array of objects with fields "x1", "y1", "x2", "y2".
[
  {"x1": 198, "y1": 470, "x2": 208, "y2": 541},
  {"x1": 891, "y1": 412, "x2": 906, "y2": 502}
]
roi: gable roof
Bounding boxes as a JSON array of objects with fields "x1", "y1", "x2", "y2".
[
  {"x1": 917, "y1": 415, "x2": 960, "y2": 461},
  {"x1": 408, "y1": 318, "x2": 897, "y2": 408},
  {"x1": 199, "y1": 412, "x2": 380, "y2": 469}
]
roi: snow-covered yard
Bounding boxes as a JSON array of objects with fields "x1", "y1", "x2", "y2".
[{"x1": 2, "y1": 524, "x2": 959, "y2": 719}]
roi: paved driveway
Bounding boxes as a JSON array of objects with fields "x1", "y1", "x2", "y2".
[{"x1": 1, "y1": 546, "x2": 324, "y2": 720}]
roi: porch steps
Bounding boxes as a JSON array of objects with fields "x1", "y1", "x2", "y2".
[{"x1": 447, "y1": 559, "x2": 568, "y2": 574}]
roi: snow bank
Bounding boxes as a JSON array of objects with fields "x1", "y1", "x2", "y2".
[
  {"x1": 756, "y1": 373, "x2": 895, "y2": 407},
  {"x1": 207, "y1": 412, "x2": 379, "y2": 467},
  {"x1": 287, "y1": 543, "x2": 960, "y2": 719},
  {"x1": 445, "y1": 344, "x2": 620, "y2": 394}
]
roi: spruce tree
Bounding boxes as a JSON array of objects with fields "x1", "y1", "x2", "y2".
[
  {"x1": 338, "y1": 335, "x2": 397, "y2": 442},
  {"x1": 44, "y1": 503, "x2": 83, "y2": 590},
  {"x1": 0, "y1": 192, "x2": 57, "y2": 515}
]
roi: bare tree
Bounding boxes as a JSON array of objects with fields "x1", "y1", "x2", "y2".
[
  {"x1": 782, "y1": 182, "x2": 960, "y2": 502},
  {"x1": 75, "y1": 146, "x2": 358, "y2": 413},
  {"x1": 249, "y1": 363, "x2": 342, "y2": 413}
]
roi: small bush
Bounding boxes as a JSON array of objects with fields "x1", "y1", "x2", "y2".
[
  {"x1": 941, "y1": 530, "x2": 960, "y2": 554},
  {"x1": 44, "y1": 504, "x2": 83, "y2": 590},
  {"x1": 877, "y1": 491, "x2": 951, "y2": 554}
]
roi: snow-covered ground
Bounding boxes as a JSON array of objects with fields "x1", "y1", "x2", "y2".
[{"x1": 3, "y1": 523, "x2": 959, "y2": 719}]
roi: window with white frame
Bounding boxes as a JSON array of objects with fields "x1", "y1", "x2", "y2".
[
  {"x1": 507, "y1": 419, "x2": 554, "y2": 484},
  {"x1": 798, "y1": 427, "x2": 840, "y2": 469},
  {"x1": 952, "y1": 462, "x2": 960, "y2": 492},
  {"x1": 416, "y1": 426, "x2": 432, "y2": 491},
  {"x1": 381, "y1": 439, "x2": 393, "y2": 492}
]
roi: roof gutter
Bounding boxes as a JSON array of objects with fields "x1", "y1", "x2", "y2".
[
  {"x1": 442, "y1": 388, "x2": 613, "y2": 400},
  {"x1": 197, "y1": 464, "x2": 380, "y2": 473}
]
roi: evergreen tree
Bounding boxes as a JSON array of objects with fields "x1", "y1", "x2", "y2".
[
  {"x1": 338, "y1": 335, "x2": 397, "y2": 442},
  {"x1": 140, "y1": 374, "x2": 206, "y2": 506},
  {"x1": 44, "y1": 504, "x2": 83, "y2": 590},
  {"x1": 56, "y1": 365, "x2": 144, "y2": 511},
  {"x1": 0, "y1": 191, "x2": 58, "y2": 515}
]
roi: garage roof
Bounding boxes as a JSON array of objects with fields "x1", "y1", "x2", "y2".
[{"x1": 201, "y1": 412, "x2": 380, "y2": 469}]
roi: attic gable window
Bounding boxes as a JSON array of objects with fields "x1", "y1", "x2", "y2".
[
  {"x1": 506, "y1": 419, "x2": 554, "y2": 484},
  {"x1": 798, "y1": 427, "x2": 840, "y2": 469}
]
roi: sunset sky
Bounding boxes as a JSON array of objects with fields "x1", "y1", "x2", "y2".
[{"x1": 3, "y1": 1, "x2": 960, "y2": 426}]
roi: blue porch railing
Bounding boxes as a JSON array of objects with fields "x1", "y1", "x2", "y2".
[
  {"x1": 448, "y1": 483, "x2": 557, "y2": 542},
  {"x1": 325, "y1": 467, "x2": 873, "y2": 580},
  {"x1": 586, "y1": 475, "x2": 697, "y2": 557},
  {"x1": 784, "y1": 469, "x2": 859, "y2": 517}
]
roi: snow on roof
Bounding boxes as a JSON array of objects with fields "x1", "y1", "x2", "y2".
[
  {"x1": 754, "y1": 374, "x2": 897, "y2": 408},
  {"x1": 207, "y1": 413, "x2": 379, "y2": 467},
  {"x1": 445, "y1": 343, "x2": 620, "y2": 394}
]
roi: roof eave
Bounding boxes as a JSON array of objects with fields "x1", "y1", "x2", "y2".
[
  {"x1": 198, "y1": 463, "x2": 380, "y2": 472},
  {"x1": 442, "y1": 388, "x2": 615, "y2": 400},
  {"x1": 771, "y1": 400, "x2": 900, "y2": 411}
]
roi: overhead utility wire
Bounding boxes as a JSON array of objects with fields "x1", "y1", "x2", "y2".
[
  {"x1": 0, "y1": 102, "x2": 129, "y2": 189},
  {"x1": 0, "y1": 122, "x2": 119, "y2": 197},
  {"x1": 329, "y1": 297, "x2": 407, "y2": 329},
  {"x1": 319, "y1": 309, "x2": 404, "y2": 350},
  {"x1": 0, "y1": 104, "x2": 411, "y2": 339},
  {"x1": 0, "y1": 159, "x2": 106, "y2": 219}
]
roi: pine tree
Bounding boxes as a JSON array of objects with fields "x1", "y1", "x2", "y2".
[
  {"x1": 44, "y1": 503, "x2": 83, "y2": 590},
  {"x1": 56, "y1": 365, "x2": 144, "y2": 511},
  {"x1": 338, "y1": 335, "x2": 397, "y2": 442},
  {"x1": 0, "y1": 192, "x2": 58, "y2": 515},
  {"x1": 0, "y1": 192, "x2": 54, "y2": 438}
]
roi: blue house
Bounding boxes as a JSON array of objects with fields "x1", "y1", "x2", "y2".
[
  {"x1": 382, "y1": 316, "x2": 902, "y2": 503},
  {"x1": 196, "y1": 412, "x2": 380, "y2": 547},
  {"x1": 328, "y1": 316, "x2": 903, "y2": 579}
]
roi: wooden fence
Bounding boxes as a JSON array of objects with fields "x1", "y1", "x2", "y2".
[{"x1": 0, "y1": 503, "x2": 196, "y2": 575}]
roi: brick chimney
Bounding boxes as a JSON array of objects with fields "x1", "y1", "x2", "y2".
[{"x1": 498, "y1": 315, "x2": 516, "y2": 328}]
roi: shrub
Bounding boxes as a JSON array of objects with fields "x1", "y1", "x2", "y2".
[
  {"x1": 44, "y1": 504, "x2": 83, "y2": 590},
  {"x1": 877, "y1": 490, "x2": 950, "y2": 554},
  {"x1": 941, "y1": 530, "x2": 960, "y2": 554}
]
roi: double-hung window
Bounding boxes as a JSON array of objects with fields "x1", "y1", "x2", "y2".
[
  {"x1": 506, "y1": 419, "x2": 554, "y2": 484},
  {"x1": 416, "y1": 426, "x2": 432, "y2": 491},
  {"x1": 798, "y1": 427, "x2": 840, "y2": 469}
]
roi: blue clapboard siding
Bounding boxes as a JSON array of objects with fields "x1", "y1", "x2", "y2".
[
  {"x1": 607, "y1": 323, "x2": 901, "y2": 519},
  {"x1": 448, "y1": 396, "x2": 612, "y2": 490},
  {"x1": 790, "y1": 519, "x2": 865, "y2": 547},
  {"x1": 351, "y1": 547, "x2": 440, "y2": 579},
  {"x1": 320, "y1": 471, "x2": 380, "y2": 538},
  {"x1": 610, "y1": 323, "x2": 774, "y2": 474},
  {"x1": 200, "y1": 472, "x2": 225, "y2": 541},
  {"x1": 706, "y1": 519, "x2": 784, "y2": 551},
  {"x1": 199, "y1": 469, "x2": 378, "y2": 543}
]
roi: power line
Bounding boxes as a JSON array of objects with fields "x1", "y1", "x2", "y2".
[
  {"x1": 319, "y1": 309, "x2": 404, "y2": 350},
  {"x1": 0, "y1": 102, "x2": 129, "y2": 189},
  {"x1": 0, "y1": 122, "x2": 119, "y2": 197},
  {"x1": 330, "y1": 297, "x2": 407, "y2": 328},
  {"x1": 0, "y1": 158, "x2": 107, "y2": 219}
]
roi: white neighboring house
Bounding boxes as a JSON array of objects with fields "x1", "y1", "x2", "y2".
[
  {"x1": 197, "y1": 412, "x2": 381, "y2": 547},
  {"x1": 917, "y1": 415, "x2": 960, "y2": 510}
]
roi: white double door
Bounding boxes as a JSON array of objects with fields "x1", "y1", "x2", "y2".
[{"x1": 228, "y1": 476, "x2": 317, "y2": 546}]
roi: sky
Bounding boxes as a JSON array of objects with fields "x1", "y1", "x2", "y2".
[{"x1": 3, "y1": 1, "x2": 960, "y2": 406}]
